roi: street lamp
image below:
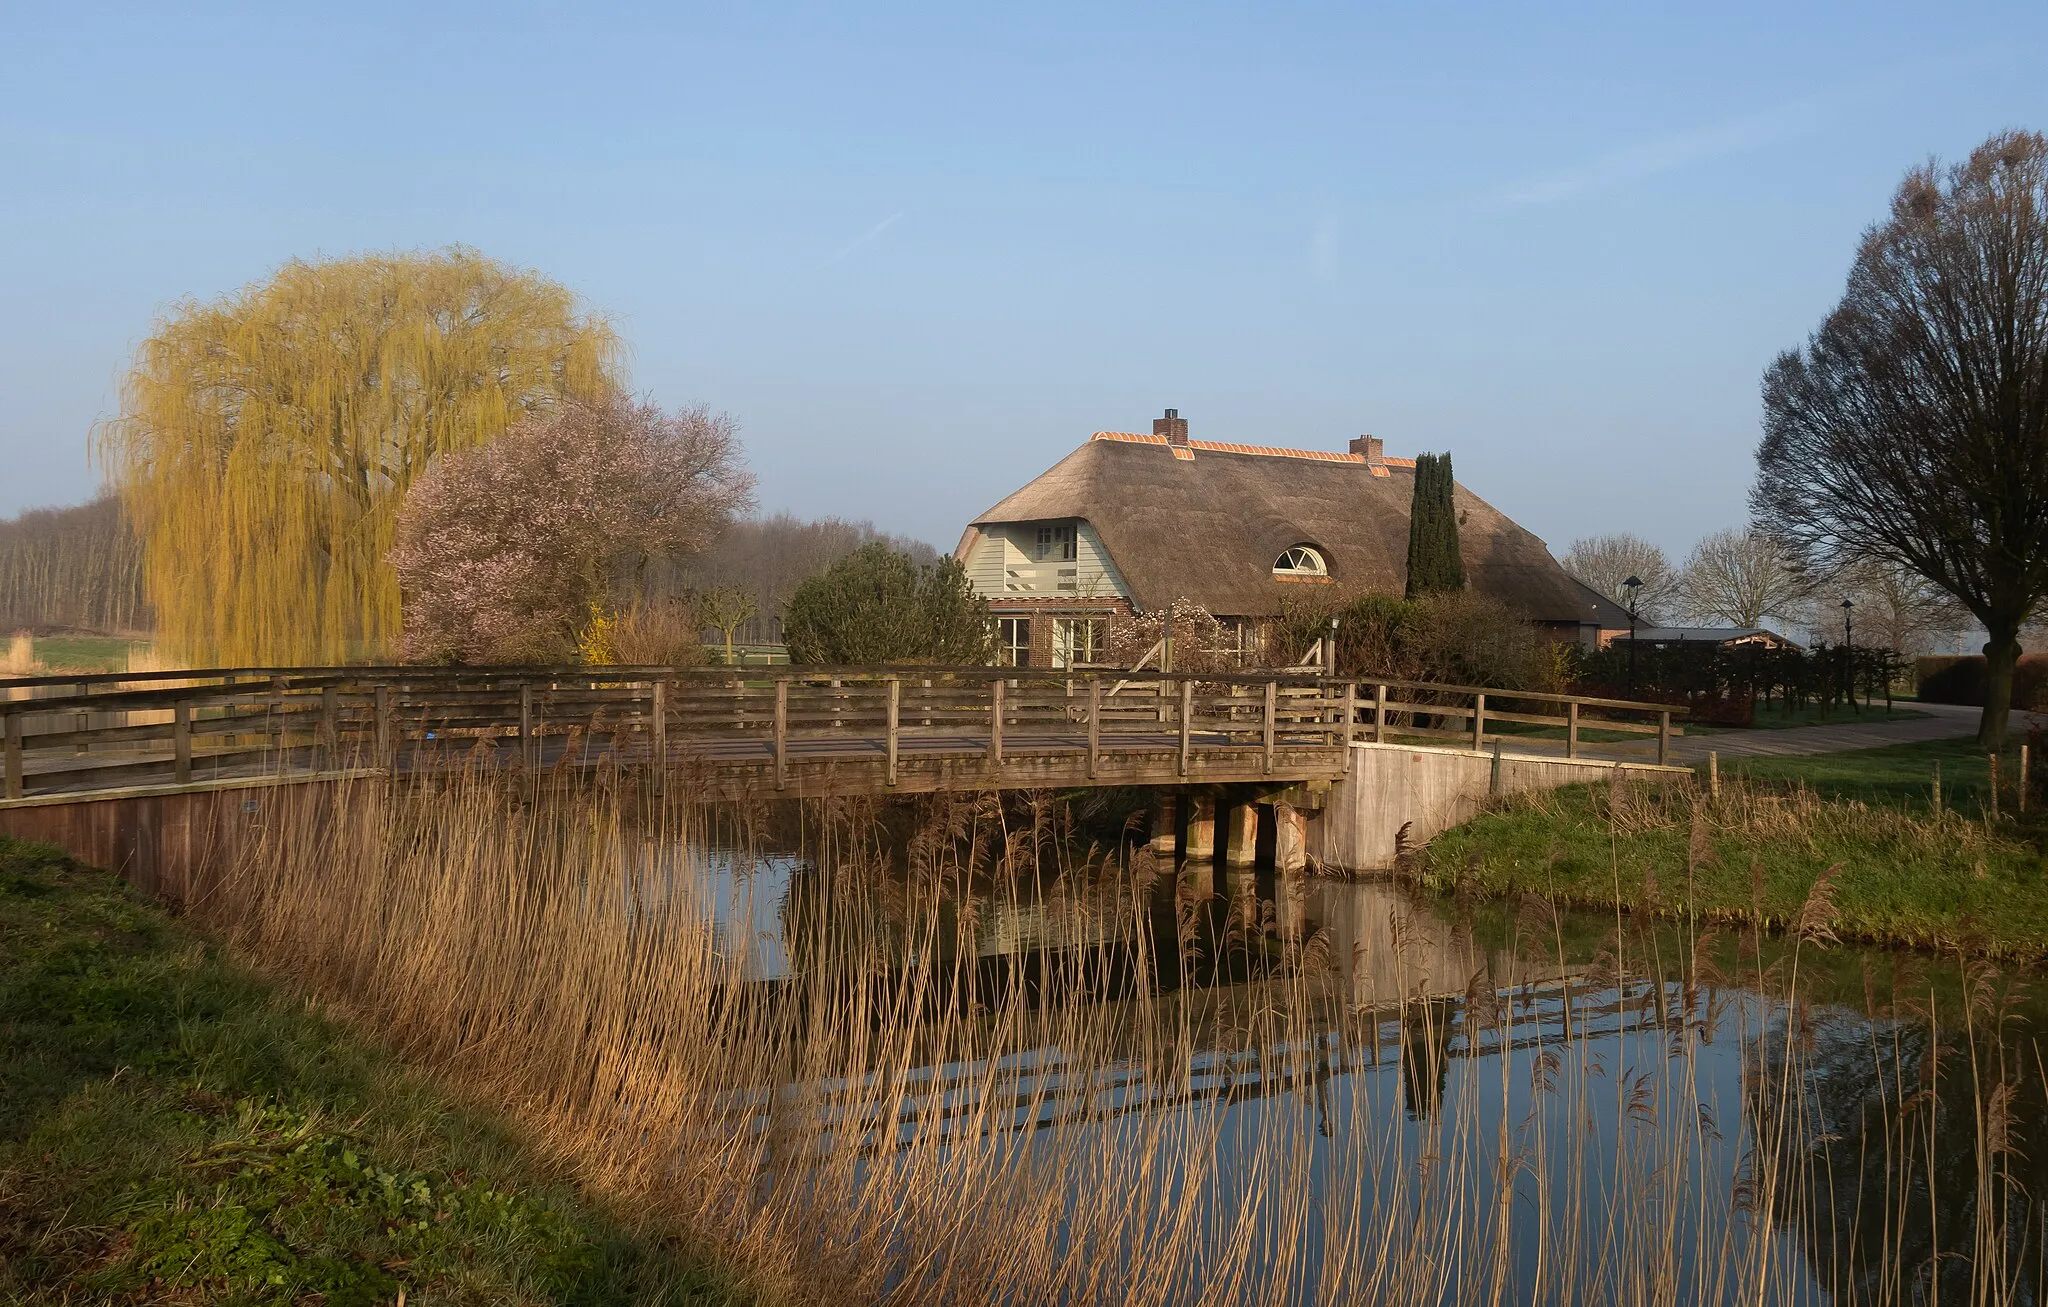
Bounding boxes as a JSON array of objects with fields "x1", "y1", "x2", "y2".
[
  {"x1": 1623, "y1": 575, "x2": 1644, "y2": 691},
  {"x1": 1841, "y1": 598, "x2": 1855, "y2": 710},
  {"x1": 1325, "y1": 614, "x2": 1341, "y2": 676}
]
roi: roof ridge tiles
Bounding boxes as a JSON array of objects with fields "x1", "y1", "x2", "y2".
[{"x1": 1090, "y1": 430, "x2": 1406, "y2": 465}]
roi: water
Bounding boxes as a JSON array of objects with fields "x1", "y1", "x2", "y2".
[{"x1": 683, "y1": 831, "x2": 2047, "y2": 1304}]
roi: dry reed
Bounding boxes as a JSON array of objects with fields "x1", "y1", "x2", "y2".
[{"x1": 186, "y1": 757, "x2": 2045, "y2": 1304}]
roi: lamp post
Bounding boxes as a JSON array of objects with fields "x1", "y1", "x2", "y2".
[
  {"x1": 1325, "y1": 614, "x2": 1340, "y2": 675},
  {"x1": 1623, "y1": 575, "x2": 1643, "y2": 691},
  {"x1": 1841, "y1": 598, "x2": 1855, "y2": 710}
]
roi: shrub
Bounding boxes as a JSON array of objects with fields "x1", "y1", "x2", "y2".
[
  {"x1": 607, "y1": 599, "x2": 708, "y2": 667},
  {"x1": 781, "y1": 542, "x2": 993, "y2": 665},
  {"x1": 1271, "y1": 590, "x2": 1560, "y2": 690},
  {"x1": 1916, "y1": 654, "x2": 2048, "y2": 709}
]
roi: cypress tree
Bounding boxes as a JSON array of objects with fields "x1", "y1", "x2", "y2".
[{"x1": 1404, "y1": 452, "x2": 1465, "y2": 598}]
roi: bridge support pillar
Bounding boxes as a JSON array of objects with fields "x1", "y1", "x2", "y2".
[
  {"x1": 1224, "y1": 801, "x2": 1259, "y2": 866},
  {"x1": 1184, "y1": 794, "x2": 1216, "y2": 859},
  {"x1": 1274, "y1": 801, "x2": 1308, "y2": 876},
  {"x1": 1149, "y1": 794, "x2": 1178, "y2": 854}
]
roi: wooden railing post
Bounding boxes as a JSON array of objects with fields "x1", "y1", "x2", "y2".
[
  {"x1": 886, "y1": 677, "x2": 900, "y2": 786},
  {"x1": 1178, "y1": 679, "x2": 1193, "y2": 776},
  {"x1": 374, "y1": 684, "x2": 393, "y2": 765},
  {"x1": 219, "y1": 673, "x2": 237, "y2": 749},
  {"x1": 1373, "y1": 683, "x2": 1387, "y2": 743},
  {"x1": 651, "y1": 679, "x2": 668, "y2": 793},
  {"x1": 1341, "y1": 682, "x2": 1357, "y2": 765},
  {"x1": 1566, "y1": 700, "x2": 1579, "y2": 759},
  {"x1": 774, "y1": 678, "x2": 790, "y2": 790},
  {"x1": 4, "y1": 713, "x2": 22, "y2": 800},
  {"x1": 173, "y1": 699, "x2": 192, "y2": 784},
  {"x1": 1263, "y1": 680, "x2": 1277, "y2": 774},
  {"x1": 270, "y1": 675, "x2": 287, "y2": 753},
  {"x1": 519, "y1": 682, "x2": 535, "y2": 770},
  {"x1": 1472, "y1": 692, "x2": 1486, "y2": 752},
  {"x1": 1657, "y1": 710, "x2": 1671, "y2": 767},
  {"x1": 319, "y1": 685, "x2": 338, "y2": 766},
  {"x1": 1087, "y1": 676, "x2": 1101, "y2": 780},
  {"x1": 989, "y1": 678, "x2": 1005, "y2": 768}
]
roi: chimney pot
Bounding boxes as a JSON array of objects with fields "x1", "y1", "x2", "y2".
[
  {"x1": 1349, "y1": 434, "x2": 1384, "y2": 464},
  {"x1": 1153, "y1": 408, "x2": 1190, "y2": 447}
]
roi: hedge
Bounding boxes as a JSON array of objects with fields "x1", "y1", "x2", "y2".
[{"x1": 1914, "y1": 654, "x2": 2048, "y2": 709}]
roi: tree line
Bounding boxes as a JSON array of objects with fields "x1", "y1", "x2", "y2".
[
  {"x1": 0, "y1": 495, "x2": 148, "y2": 634},
  {"x1": 1560, "y1": 528, "x2": 1965, "y2": 654}
]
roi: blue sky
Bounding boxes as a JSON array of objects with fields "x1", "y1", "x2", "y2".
[{"x1": 4, "y1": 2, "x2": 2045, "y2": 560}]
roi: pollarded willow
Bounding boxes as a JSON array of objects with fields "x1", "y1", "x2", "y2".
[{"x1": 97, "y1": 248, "x2": 620, "y2": 665}]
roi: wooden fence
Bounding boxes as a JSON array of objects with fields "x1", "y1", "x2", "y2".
[{"x1": 0, "y1": 665, "x2": 1685, "y2": 800}]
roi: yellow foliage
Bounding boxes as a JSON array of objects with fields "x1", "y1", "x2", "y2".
[
  {"x1": 576, "y1": 603, "x2": 622, "y2": 666},
  {"x1": 97, "y1": 248, "x2": 620, "y2": 666}
]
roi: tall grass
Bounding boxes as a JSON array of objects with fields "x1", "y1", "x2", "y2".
[{"x1": 189, "y1": 755, "x2": 2045, "y2": 1304}]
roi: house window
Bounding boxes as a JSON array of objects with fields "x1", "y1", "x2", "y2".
[
  {"x1": 1036, "y1": 524, "x2": 1076, "y2": 562},
  {"x1": 1053, "y1": 617, "x2": 1107, "y2": 669},
  {"x1": 1221, "y1": 618, "x2": 1265, "y2": 666},
  {"x1": 997, "y1": 617, "x2": 1031, "y2": 667},
  {"x1": 1273, "y1": 545, "x2": 1327, "y2": 577}
]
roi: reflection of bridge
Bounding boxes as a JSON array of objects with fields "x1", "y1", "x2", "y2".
[{"x1": 0, "y1": 665, "x2": 1685, "y2": 893}]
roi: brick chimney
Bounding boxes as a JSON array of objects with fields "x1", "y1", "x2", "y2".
[
  {"x1": 1349, "y1": 434, "x2": 1384, "y2": 465},
  {"x1": 1153, "y1": 408, "x2": 1190, "y2": 447}
]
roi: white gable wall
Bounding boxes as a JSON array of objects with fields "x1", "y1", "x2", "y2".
[{"x1": 964, "y1": 520, "x2": 1130, "y2": 602}]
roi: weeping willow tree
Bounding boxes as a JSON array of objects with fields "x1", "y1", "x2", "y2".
[{"x1": 97, "y1": 249, "x2": 620, "y2": 665}]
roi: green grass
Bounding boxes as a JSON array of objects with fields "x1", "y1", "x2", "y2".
[
  {"x1": 1421, "y1": 756, "x2": 2048, "y2": 965},
  {"x1": 1718, "y1": 735, "x2": 2028, "y2": 814},
  {"x1": 12, "y1": 635, "x2": 150, "y2": 673},
  {"x1": 0, "y1": 838, "x2": 741, "y2": 1306},
  {"x1": 1685, "y1": 701, "x2": 1933, "y2": 732}
]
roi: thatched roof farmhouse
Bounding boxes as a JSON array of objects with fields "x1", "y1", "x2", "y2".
[{"x1": 955, "y1": 410, "x2": 1607, "y2": 667}]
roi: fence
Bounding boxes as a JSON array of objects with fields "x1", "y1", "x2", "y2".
[{"x1": 1, "y1": 665, "x2": 1685, "y2": 800}]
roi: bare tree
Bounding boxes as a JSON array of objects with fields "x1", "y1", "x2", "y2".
[
  {"x1": 1755, "y1": 131, "x2": 2048, "y2": 747},
  {"x1": 1676, "y1": 529, "x2": 1808, "y2": 627},
  {"x1": 657, "y1": 514, "x2": 940, "y2": 641},
  {"x1": 390, "y1": 395, "x2": 754, "y2": 663},
  {"x1": 1798, "y1": 560, "x2": 1967, "y2": 656},
  {"x1": 695, "y1": 587, "x2": 758, "y2": 664},
  {"x1": 0, "y1": 495, "x2": 149, "y2": 633},
  {"x1": 1560, "y1": 533, "x2": 1677, "y2": 621}
]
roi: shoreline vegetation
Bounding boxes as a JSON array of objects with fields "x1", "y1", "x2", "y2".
[
  {"x1": 1419, "y1": 736, "x2": 2048, "y2": 965},
  {"x1": 6, "y1": 733, "x2": 2047, "y2": 1301},
  {"x1": 0, "y1": 838, "x2": 741, "y2": 1305}
]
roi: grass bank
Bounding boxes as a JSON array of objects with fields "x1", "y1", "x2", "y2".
[
  {"x1": 0, "y1": 837, "x2": 739, "y2": 1306},
  {"x1": 1421, "y1": 742, "x2": 2048, "y2": 965},
  {"x1": 1717, "y1": 734, "x2": 2027, "y2": 812}
]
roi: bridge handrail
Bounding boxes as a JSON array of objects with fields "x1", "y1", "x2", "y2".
[
  {"x1": 0, "y1": 663, "x2": 1686, "y2": 715},
  {"x1": 1, "y1": 663, "x2": 1688, "y2": 800}
]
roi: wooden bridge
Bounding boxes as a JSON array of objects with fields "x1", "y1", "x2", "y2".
[{"x1": 1, "y1": 664, "x2": 1684, "y2": 804}]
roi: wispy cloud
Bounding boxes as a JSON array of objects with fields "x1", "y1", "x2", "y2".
[
  {"x1": 827, "y1": 210, "x2": 907, "y2": 263},
  {"x1": 1500, "y1": 97, "x2": 1828, "y2": 205}
]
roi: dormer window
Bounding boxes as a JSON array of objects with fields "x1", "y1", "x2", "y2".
[
  {"x1": 1036, "y1": 524, "x2": 1076, "y2": 562},
  {"x1": 1273, "y1": 545, "x2": 1328, "y2": 577}
]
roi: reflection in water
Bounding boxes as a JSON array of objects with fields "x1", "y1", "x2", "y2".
[
  {"x1": 687, "y1": 830, "x2": 2048, "y2": 1304},
  {"x1": 221, "y1": 767, "x2": 2047, "y2": 1304}
]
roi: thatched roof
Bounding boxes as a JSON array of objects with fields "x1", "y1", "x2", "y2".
[{"x1": 960, "y1": 432, "x2": 1593, "y2": 622}]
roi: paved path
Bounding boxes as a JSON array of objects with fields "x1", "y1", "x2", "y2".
[{"x1": 1588, "y1": 702, "x2": 2043, "y2": 766}]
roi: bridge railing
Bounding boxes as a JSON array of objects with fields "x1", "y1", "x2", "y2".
[{"x1": 0, "y1": 665, "x2": 1685, "y2": 799}]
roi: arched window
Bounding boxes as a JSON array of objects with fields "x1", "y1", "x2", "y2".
[{"x1": 1273, "y1": 545, "x2": 1328, "y2": 577}]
